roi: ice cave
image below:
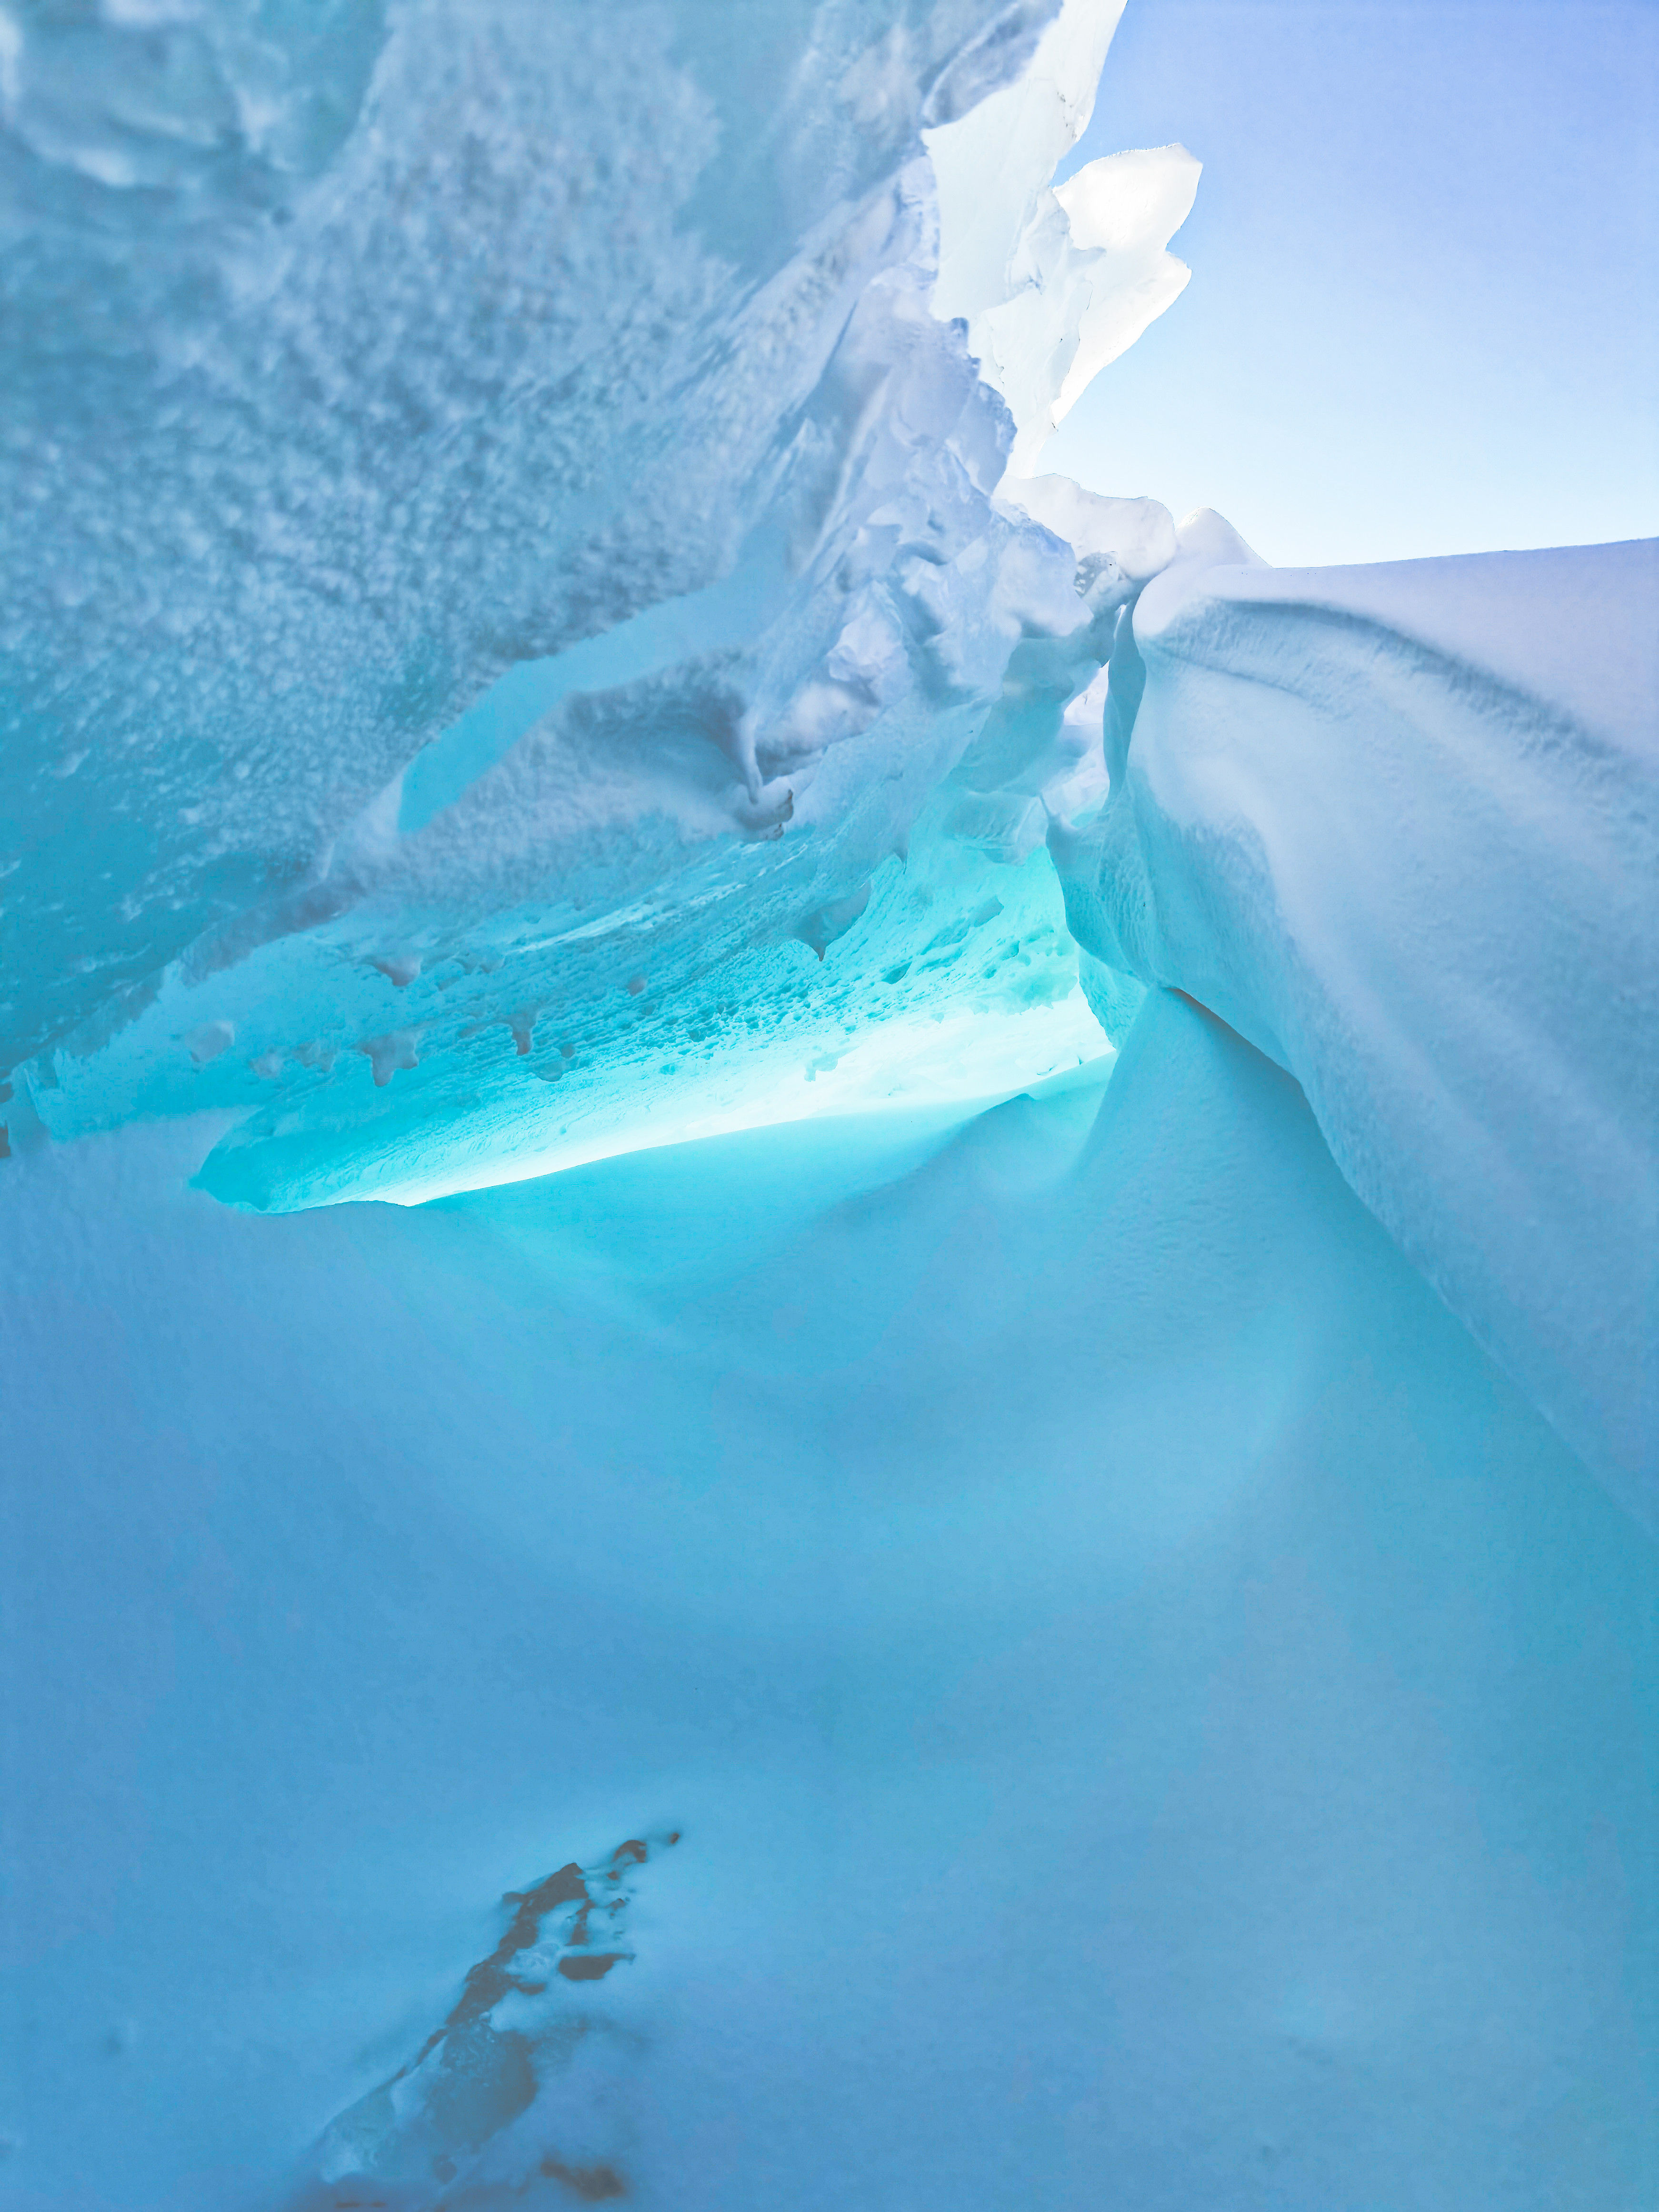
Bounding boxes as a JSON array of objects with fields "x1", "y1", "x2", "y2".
[{"x1": 1, "y1": 0, "x2": 1654, "y2": 2205}]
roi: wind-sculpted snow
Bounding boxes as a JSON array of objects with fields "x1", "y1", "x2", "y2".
[
  {"x1": 1051, "y1": 531, "x2": 1659, "y2": 1517},
  {"x1": 0, "y1": 0, "x2": 1206, "y2": 1207}
]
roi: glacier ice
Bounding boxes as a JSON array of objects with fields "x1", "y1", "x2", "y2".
[
  {"x1": 2, "y1": 0, "x2": 1657, "y2": 2204},
  {"x1": 925, "y1": 0, "x2": 1201, "y2": 473}
]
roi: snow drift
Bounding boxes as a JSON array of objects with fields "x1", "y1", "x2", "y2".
[{"x1": 1051, "y1": 530, "x2": 1659, "y2": 1518}]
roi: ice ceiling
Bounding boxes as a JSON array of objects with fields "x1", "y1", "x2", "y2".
[{"x1": 1, "y1": 0, "x2": 1203, "y2": 1208}]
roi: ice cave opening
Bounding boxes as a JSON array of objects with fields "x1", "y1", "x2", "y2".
[{"x1": 1, "y1": 2, "x2": 1654, "y2": 2207}]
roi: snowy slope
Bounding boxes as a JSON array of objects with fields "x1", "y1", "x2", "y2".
[
  {"x1": 2, "y1": 993, "x2": 1654, "y2": 2208},
  {"x1": 4, "y1": 0, "x2": 1656, "y2": 2201}
]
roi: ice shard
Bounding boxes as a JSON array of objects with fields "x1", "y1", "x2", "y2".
[{"x1": 1050, "y1": 530, "x2": 1659, "y2": 1515}]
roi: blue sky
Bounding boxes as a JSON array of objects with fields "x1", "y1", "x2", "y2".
[{"x1": 1048, "y1": 0, "x2": 1659, "y2": 564}]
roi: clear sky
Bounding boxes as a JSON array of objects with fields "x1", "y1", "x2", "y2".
[{"x1": 1046, "y1": 0, "x2": 1659, "y2": 564}]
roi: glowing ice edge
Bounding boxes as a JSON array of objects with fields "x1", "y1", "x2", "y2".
[{"x1": 370, "y1": 997, "x2": 1108, "y2": 1207}]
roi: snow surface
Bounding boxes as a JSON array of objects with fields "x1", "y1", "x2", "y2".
[
  {"x1": 1051, "y1": 532, "x2": 1659, "y2": 1519},
  {"x1": 3, "y1": 991, "x2": 1653, "y2": 2209}
]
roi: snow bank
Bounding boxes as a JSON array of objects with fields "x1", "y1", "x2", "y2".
[{"x1": 1052, "y1": 535, "x2": 1659, "y2": 1517}]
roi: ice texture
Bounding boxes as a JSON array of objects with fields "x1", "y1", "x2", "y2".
[
  {"x1": 0, "y1": 0, "x2": 1201, "y2": 1210},
  {"x1": 1051, "y1": 530, "x2": 1659, "y2": 1516},
  {"x1": 3, "y1": 994, "x2": 1653, "y2": 2208}
]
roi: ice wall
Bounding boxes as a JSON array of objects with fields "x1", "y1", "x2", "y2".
[
  {"x1": 0, "y1": 0, "x2": 1205, "y2": 1210},
  {"x1": 1051, "y1": 530, "x2": 1659, "y2": 1518}
]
